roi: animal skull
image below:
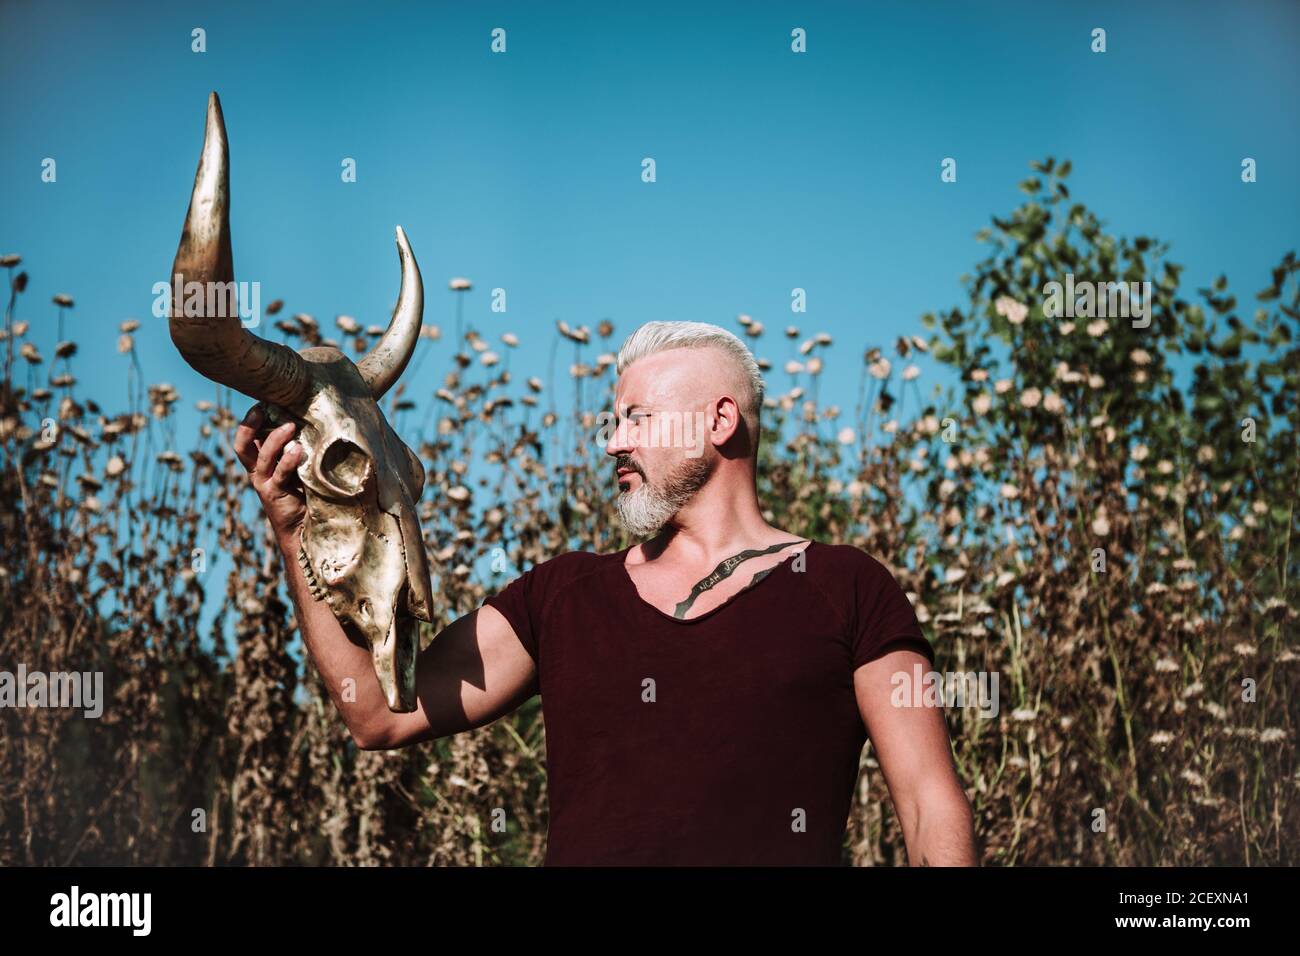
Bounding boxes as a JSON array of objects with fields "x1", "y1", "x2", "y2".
[{"x1": 169, "y1": 92, "x2": 433, "y2": 712}]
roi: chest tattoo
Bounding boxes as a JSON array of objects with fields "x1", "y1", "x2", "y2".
[{"x1": 672, "y1": 540, "x2": 806, "y2": 618}]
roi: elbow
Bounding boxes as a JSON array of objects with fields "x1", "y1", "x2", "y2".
[{"x1": 350, "y1": 720, "x2": 397, "y2": 752}]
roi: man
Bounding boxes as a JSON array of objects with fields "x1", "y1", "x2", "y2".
[{"x1": 234, "y1": 319, "x2": 978, "y2": 866}]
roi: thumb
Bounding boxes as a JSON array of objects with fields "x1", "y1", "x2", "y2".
[{"x1": 270, "y1": 439, "x2": 305, "y2": 494}]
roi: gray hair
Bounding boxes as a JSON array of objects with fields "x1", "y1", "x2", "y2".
[{"x1": 616, "y1": 320, "x2": 765, "y2": 447}]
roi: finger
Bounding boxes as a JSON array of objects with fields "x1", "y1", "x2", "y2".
[
  {"x1": 233, "y1": 404, "x2": 263, "y2": 471},
  {"x1": 270, "y1": 439, "x2": 306, "y2": 496},
  {"x1": 254, "y1": 421, "x2": 297, "y2": 481}
]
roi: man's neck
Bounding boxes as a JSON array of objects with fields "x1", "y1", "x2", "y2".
[{"x1": 638, "y1": 479, "x2": 795, "y2": 568}]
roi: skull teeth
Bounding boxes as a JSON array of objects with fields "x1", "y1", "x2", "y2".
[{"x1": 298, "y1": 545, "x2": 327, "y2": 602}]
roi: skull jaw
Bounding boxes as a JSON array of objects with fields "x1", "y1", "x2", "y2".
[
  {"x1": 371, "y1": 610, "x2": 419, "y2": 713},
  {"x1": 298, "y1": 534, "x2": 420, "y2": 715}
]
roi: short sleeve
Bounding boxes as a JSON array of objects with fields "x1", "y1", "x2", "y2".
[
  {"x1": 481, "y1": 562, "x2": 547, "y2": 666},
  {"x1": 851, "y1": 551, "x2": 935, "y2": 670}
]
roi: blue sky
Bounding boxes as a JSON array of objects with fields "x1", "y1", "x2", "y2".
[
  {"x1": 2, "y1": 0, "x2": 1297, "y2": 644},
  {"x1": 4, "y1": 0, "x2": 1297, "y2": 405}
]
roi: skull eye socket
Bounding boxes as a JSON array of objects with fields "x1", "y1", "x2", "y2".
[{"x1": 316, "y1": 437, "x2": 372, "y2": 498}]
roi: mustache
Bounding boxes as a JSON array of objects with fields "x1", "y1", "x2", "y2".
[{"x1": 615, "y1": 456, "x2": 643, "y2": 477}]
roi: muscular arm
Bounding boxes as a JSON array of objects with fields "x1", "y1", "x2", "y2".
[
  {"x1": 854, "y1": 647, "x2": 979, "y2": 866},
  {"x1": 376, "y1": 601, "x2": 538, "y2": 750},
  {"x1": 277, "y1": 530, "x2": 539, "y2": 751}
]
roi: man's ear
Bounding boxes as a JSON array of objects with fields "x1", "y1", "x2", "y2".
[{"x1": 712, "y1": 395, "x2": 740, "y2": 445}]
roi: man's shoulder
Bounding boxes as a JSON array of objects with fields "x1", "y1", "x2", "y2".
[
  {"x1": 809, "y1": 540, "x2": 905, "y2": 581},
  {"x1": 513, "y1": 547, "x2": 620, "y2": 587},
  {"x1": 803, "y1": 542, "x2": 917, "y2": 616},
  {"x1": 484, "y1": 548, "x2": 619, "y2": 622}
]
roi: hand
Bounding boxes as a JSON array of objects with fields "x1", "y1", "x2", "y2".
[{"x1": 232, "y1": 403, "x2": 307, "y2": 550}]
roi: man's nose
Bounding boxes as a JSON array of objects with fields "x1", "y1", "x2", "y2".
[{"x1": 605, "y1": 418, "x2": 632, "y2": 456}]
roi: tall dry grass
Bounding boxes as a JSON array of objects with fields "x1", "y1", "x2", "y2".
[{"x1": 1, "y1": 161, "x2": 1296, "y2": 865}]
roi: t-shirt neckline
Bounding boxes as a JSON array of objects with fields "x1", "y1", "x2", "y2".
[{"x1": 616, "y1": 539, "x2": 815, "y2": 625}]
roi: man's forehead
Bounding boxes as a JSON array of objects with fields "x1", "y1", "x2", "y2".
[
  {"x1": 614, "y1": 356, "x2": 666, "y2": 410},
  {"x1": 615, "y1": 348, "x2": 715, "y2": 409},
  {"x1": 613, "y1": 381, "x2": 654, "y2": 415}
]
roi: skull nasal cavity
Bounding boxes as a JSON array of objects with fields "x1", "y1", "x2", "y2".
[{"x1": 318, "y1": 438, "x2": 372, "y2": 497}]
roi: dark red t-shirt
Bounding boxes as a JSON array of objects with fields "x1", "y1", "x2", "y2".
[{"x1": 481, "y1": 540, "x2": 934, "y2": 866}]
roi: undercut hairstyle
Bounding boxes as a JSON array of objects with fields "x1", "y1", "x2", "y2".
[{"x1": 616, "y1": 320, "x2": 766, "y2": 457}]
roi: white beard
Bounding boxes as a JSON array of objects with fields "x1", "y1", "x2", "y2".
[{"x1": 615, "y1": 456, "x2": 711, "y2": 539}]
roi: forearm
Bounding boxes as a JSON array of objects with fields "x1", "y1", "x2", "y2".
[
  {"x1": 904, "y1": 795, "x2": 979, "y2": 866},
  {"x1": 276, "y1": 530, "x2": 395, "y2": 748}
]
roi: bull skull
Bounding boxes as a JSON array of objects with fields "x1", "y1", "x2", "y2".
[{"x1": 169, "y1": 92, "x2": 433, "y2": 712}]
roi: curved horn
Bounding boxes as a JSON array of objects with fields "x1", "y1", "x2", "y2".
[
  {"x1": 169, "y1": 92, "x2": 312, "y2": 409},
  {"x1": 357, "y1": 226, "x2": 424, "y2": 400}
]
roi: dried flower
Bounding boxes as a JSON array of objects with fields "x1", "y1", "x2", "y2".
[{"x1": 995, "y1": 296, "x2": 1028, "y2": 325}]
